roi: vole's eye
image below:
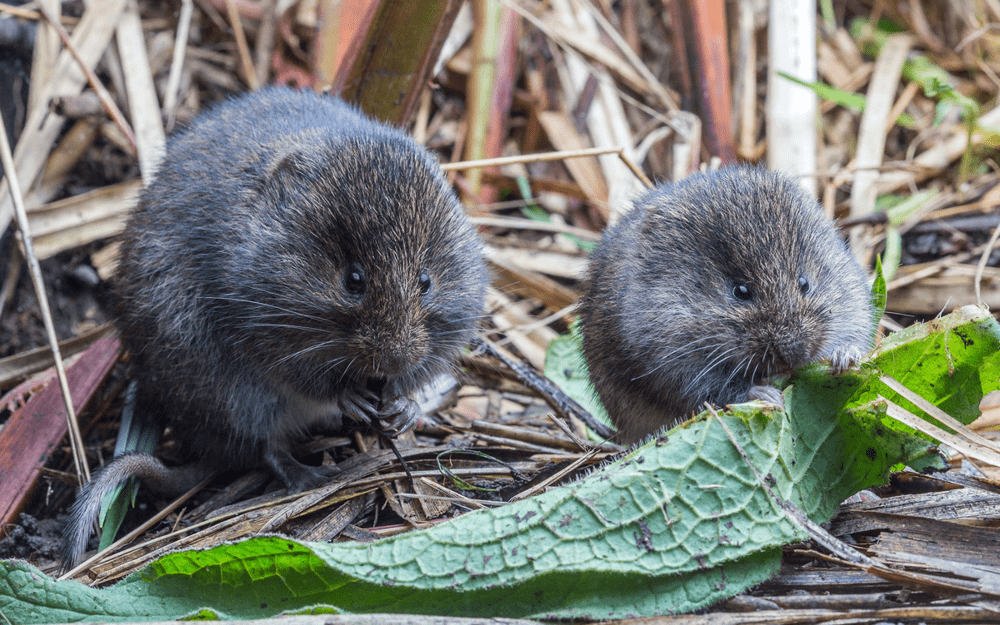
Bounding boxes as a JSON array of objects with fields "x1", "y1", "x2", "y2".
[
  {"x1": 345, "y1": 264, "x2": 366, "y2": 295},
  {"x1": 418, "y1": 271, "x2": 432, "y2": 295},
  {"x1": 732, "y1": 282, "x2": 752, "y2": 301},
  {"x1": 798, "y1": 275, "x2": 810, "y2": 295}
]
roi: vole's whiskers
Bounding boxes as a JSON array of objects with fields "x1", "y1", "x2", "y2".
[
  {"x1": 719, "y1": 357, "x2": 752, "y2": 395},
  {"x1": 200, "y1": 295, "x2": 329, "y2": 325},
  {"x1": 681, "y1": 345, "x2": 741, "y2": 396},
  {"x1": 268, "y1": 338, "x2": 347, "y2": 370},
  {"x1": 632, "y1": 336, "x2": 730, "y2": 381},
  {"x1": 241, "y1": 322, "x2": 323, "y2": 334},
  {"x1": 314, "y1": 356, "x2": 350, "y2": 379}
]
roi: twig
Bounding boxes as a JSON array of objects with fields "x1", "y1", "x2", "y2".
[
  {"x1": 370, "y1": 419, "x2": 416, "y2": 492},
  {"x1": 0, "y1": 3, "x2": 78, "y2": 24},
  {"x1": 508, "y1": 446, "x2": 601, "y2": 502},
  {"x1": 254, "y1": 0, "x2": 279, "y2": 85},
  {"x1": 0, "y1": 247, "x2": 21, "y2": 320},
  {"x1": 441, "y1": 146, "x2": 653, "y2": 188},
  {"x1": 469, "y1": 335, "x2": 619, "y2": 442},
  {"x1": 469, "y1": 215, "x2": 600, "y2": 240},
  {"x1": 616, "y1": 149, "x2": 654, "y2": 188},
  {"x1": 880, "y1": 375, "x2": 1000, "y2": 455},
  {"x1": 441, "y1": 146, "x2": 623, "y2": 170},
  {"x1": 0, "y1": 111, "x2": 89, "y2": 485}
]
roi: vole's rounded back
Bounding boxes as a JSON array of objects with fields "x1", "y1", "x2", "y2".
[
  {"x1": 63, "y1": 87, "x2": 487, "y2": 567},
  {"x1": 115, "y1": 87, "x2": 486, "y2": 460},
  {"x1": 579, "y1": 167, "x2": 871, "y2": 444}
]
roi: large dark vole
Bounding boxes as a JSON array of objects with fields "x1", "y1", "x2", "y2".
[
  {"x1": 578, "y1": 167, "x2": 872, "y2": 445},
  {"x1": 62, "y1": 87, "x2": 487, "y2": 566}
]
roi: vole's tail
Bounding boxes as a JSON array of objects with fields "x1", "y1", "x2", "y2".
[{"x1": 61, "y1": 453, "x2": 209, "y2": 570}]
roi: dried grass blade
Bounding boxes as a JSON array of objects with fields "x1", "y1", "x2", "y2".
[{"x1": 0, "y1": 110, "x2": 88, "y2": 483}]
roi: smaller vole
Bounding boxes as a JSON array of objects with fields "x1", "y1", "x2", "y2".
[
  {"x1": 578, "y1": 167, "x2": 872, "y2": 444},
  {"x1": 62, "y1": 87, "x2": 487, "y2": 566}
]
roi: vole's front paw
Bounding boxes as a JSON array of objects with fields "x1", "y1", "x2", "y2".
[
  {"x1": 747, "y1": 384, "x2": 785, "y2": 409},
  {"x1": 827, "y1": 345, "x2": 865, "y2": 374},
  {"x1": 376, "y1": 396, "x2": 420, "y2": 436},
  {"x1": 340, "y1": 386, "x2": 379, "y2": 424}
]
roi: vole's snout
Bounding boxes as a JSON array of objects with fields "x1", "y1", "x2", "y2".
[
  {"x1": 752, "y1": 329, "x2": 816, "y2": 380},
  {"x1": 355, "y1": 318, "x2": 429, "y2": 378},
  {"x1": 372, "y1": 344, "x2": 423, "y2": 377}
]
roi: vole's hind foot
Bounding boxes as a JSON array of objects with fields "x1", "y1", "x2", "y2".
[
  {"x1": 376, "y1": 396, "x2": 420, "y2": 436},
  {"x1": 264, "y1": 448, "x2": 341, "y2": 493},
  {"x1": 747, "y1": 384, "x2": 785, "y2": 409}
]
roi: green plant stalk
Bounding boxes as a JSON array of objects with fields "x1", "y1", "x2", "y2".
[{"x1": 777, "y1": 71, "x2": 915, "y2": 128}]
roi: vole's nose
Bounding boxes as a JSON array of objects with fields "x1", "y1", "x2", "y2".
[
  {"x1": 373, "y1": 345, "x2": 420, "y2": 377},
  {"x1": 768, "y1": 332, "x2": 815, "y2": 375}
]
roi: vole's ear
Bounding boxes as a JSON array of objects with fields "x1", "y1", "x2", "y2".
[{"x1": 263, "y1": 128, "x2": 328, "y2": 181}]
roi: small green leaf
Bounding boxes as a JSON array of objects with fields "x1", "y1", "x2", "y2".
[
  {"x1": 543, "y1": 320, "x2": 613, "y2": 431},
  {"x1": 98, "y1": 382, "x2": 162, "y2": 552},
  {"x1": 883, "y1": 190, "x2": 937, "y2": 227},
  {"x1": 873, "y1": 189, "x2": 937, "y2": 283}
]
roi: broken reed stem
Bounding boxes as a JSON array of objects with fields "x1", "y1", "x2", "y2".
[
  {"x1": 223, "y1": 0, "x2": 260, "y2": 90},
  {"x1": 34, "y1": 1, "x2": 137, "y2": 152},
  {"x1": 0, "y1": 109, "x2": 89, "y2": 485},
  {"x1": 163, "y1": 0, "x2": 195, "y2": 127},
  {"x1": 441, "y1": 146, "x2": 654, "y2": 188}
]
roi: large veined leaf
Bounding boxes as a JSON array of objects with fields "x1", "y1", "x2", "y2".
[{"x1": 2, "y1": 306, "x2": 998, "y2": 622}]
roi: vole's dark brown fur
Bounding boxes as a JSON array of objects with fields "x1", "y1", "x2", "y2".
[
  {"x1": 578, "y1": 167, "x2": 871, "y2": 445},
  {"x1": 62, "y1": 87, "x2": 487, "y2": 566}
]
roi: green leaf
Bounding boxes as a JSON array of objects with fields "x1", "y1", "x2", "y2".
[
  {"x1": 869, "y1": 305, "x2": 1000, "y2": 431},
  {"x1": 6, "y1": 307, "x2": 999, "y2": 622},
  {"x1": 542, "y1": 320, "x2": 613, "y2": 431},
  {"x1": 0, "y1": 401, "x2": 839, "y2": 620},
  {"x1": 882, "y1": 190, "x2": 937, "y2": 227}
]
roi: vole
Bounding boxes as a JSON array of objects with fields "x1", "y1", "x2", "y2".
[
  {"x1": 578, "y1": 167, "x2": 872, "y2": 445},
  {"x1": 62, "y1": 87, "x2": 487, "y2": 566}
]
